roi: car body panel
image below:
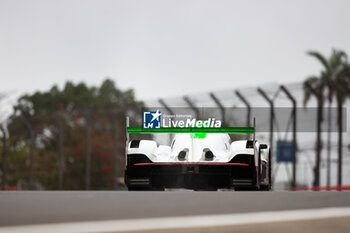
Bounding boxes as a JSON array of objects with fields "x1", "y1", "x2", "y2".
[{"x1": 125, "y1": 133, "x2": 271, "y2": 190}]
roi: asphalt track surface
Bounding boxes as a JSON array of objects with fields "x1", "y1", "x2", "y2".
[
  {"x1": 0, "y1": 191, "x2": 350, "y2": 232},
  {"x1": 132, "y1": 217, "x2": 350, "y2": 233}
]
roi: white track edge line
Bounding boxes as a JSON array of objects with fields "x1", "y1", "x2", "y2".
[{"x1": 1, "y1": 207, "x2": 350, "y2": 233}]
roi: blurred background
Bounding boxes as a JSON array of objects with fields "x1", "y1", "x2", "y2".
[{"x1": 0, "y1": 0, "x2": 350, "y2": 191}]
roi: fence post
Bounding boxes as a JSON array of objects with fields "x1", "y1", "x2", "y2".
[
  {"x1": 257, "y1": 88, "x2": 274, "y2": 185},
  {"x1": 183, "y1": 96, "x2": 200, "y2": 119},
  {"x1": 280, "y1": 85, "x2": 297, "y2": 189},
  {"x1": 304, "y1": 82, "x2": 322, "y2": 189},
  {"x1": 0, "y1": 126, "x2": 7, "y2": 190},
  {"x1": 209, "y1": 93, "x2": 225, "y2": 125},
  {"x1": 21, "y1": 116, "x2": 36, "y2": 190},
  {"x1": 85, "y1": 115, "x2": 92, "y2": 190},
  {"x1": 235, "y1": 90, "x2": 251, "y2": 140}
]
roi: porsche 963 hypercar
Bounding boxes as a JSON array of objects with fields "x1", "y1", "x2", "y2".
[{"x1": 125, "y1": 122, "x2": 271, "y2": 191}]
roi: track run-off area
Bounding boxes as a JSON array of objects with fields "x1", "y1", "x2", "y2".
[{"x1": 0, "y1": 191, "x2": 349, "y2": 233}]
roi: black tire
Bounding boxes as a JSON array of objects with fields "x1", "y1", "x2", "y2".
[
  {"x1": 235, "y1": 187, "x2": 259, "y2": 191},
  {"x1": 258, "y1": 151, "x2": 262, "y2": 181},
  {"x1": 256, "y1": 150, "x2": 261, "y2": 187},
  {"x1": 128, "y1": 186, "x2": 164, "y2": 191},
  {"x1": 259, "y1": 185, "x2": 270, "y2": 191},
  {"x1": 128, "y1": 186, "x2": 149, "y2": 191},
  {"x1": 194, "y1": 188, "x2": 218, "y2": 191}
]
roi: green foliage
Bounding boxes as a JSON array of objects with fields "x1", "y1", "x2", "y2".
[
  {"x1": 4, "y1": 79, "x2": 143, "y2": 190},
  {"x1": 304, "y1": 49, "x2": 349, "y2": 106},
  {"x1": 14, "y1": 79, "x2": 142, "y2": 115}
]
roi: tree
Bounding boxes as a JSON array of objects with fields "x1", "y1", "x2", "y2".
[
  {"x1": 0, "y1": 93, "x2": 8, "y2": 190},
  {"x1": 303, "y1": 75, "x2": 325, "y2": 188},
  {"x1": 6, "y1": 79, "x2": 143, "y2": 190},
  {"x1": 304, "y1": 49, "x2": 349, "y2": 188},
  {"x1": 334, "y1": 61, "x2": 350, "y2": 188}
]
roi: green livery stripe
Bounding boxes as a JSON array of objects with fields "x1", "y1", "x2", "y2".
[{"x1": 127, "y1": 127, "x2": 254, "y2": 134}]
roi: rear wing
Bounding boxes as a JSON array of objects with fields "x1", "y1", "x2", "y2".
[
  {"x1": 126, "y1": 116, "x2": 256, "y2": 148},
  {"x1": 127, "y1": 127, "x2": 254, "y2": 134},
  {"x1": 125, "y1": 117, "x2": 257, "y2": 167}
]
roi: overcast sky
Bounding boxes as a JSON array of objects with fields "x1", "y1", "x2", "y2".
[{"x1": 1, "y1": 0, "x2": 350, "y2": 102}]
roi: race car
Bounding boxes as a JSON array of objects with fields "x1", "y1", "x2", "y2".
[{"x1": 124, "y1": 130, "x2": 272, "y2": 191}]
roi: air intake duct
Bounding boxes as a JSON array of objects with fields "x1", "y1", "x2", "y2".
[
  {"x1": 178, "y1": 148, "x2": 189, "y2": 161},
  {"x1": 203, "y1": 148, "x2": 214, "y2": 161}
]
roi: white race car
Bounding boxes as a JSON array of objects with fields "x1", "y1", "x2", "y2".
[{"x1": 124, "y1": 132, "x2": 271, "y2": 191}]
